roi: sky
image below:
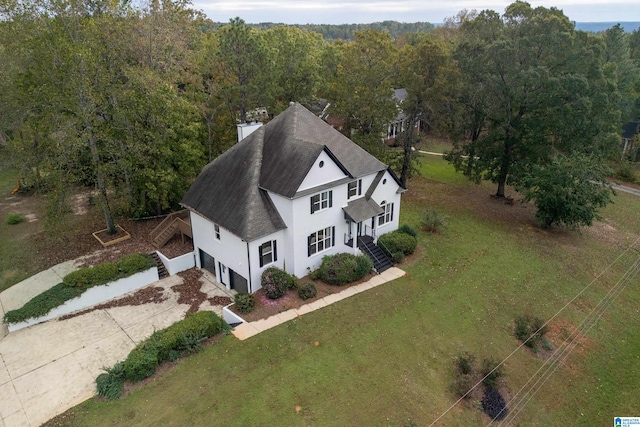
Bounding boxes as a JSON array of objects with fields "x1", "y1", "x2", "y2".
[{"x1": 191, "y1": 1, "x2": 639, "y2": 25}]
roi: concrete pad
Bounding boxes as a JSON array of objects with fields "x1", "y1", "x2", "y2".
[
  {"x1": 351, "y1": 282, "x2": 374, "y2": 293},
  {"x1": 2, "y1": 409, "x2": 28, "y2": 427},
  {"x1": 49, "y1": 260, "x2": 81, "y2": 281},
  {"x1": 251, "y1": 315, "x2": 283, "y2": 332},
  {"x1": 380, "y1": 267, "x2": 406, "y2": 281},
  {"x1": 0, "y1": 269, "x2": 64, "y2": 313},
  {"x1": 122, "y1": 305, "x2": 189, "y2": 344},
  {"x1": 321, "y1": 293, "x2": 344, "y2": 305},
  {"x1": 232, "y1": 323, "x2": 260, "y2": 340},
  {"x1": 367, "y1": 275, "x2": 386, "y2": 288},
  {"x1": 294, "y1": 305, "x2": 314, "y2": 316},
  {"x1": 104, "y1": 295, "x2": 179, "y2": 331},
  {"x1": 338, "y1": 286, "x2": 359, "y2": 299},
  {"x1": 14, "y1": 354, "x2": 95, "y2": 427},
  {"x1": 275, "y1": 310, "x2": 298, "y2": 323},
  {"x1": 72, "y1": 332, "x2": 135, "y2": 378},
  {"x1": 0, "y1": 310, "x2": 121, "y2": 379},
  {"x1": 0, "y1": 382, "x2": 22, "y2": 419},
  {"x1": 306, "y1": 299, "x2": 329, "y2": 311},
  {"x1": 0, "y1": 358, "x2": 10, "y2": 386}
]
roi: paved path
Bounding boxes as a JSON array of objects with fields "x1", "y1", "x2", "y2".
[
  {"x1": 232, "y1": 267, "x2": 406, "y2": 340},
  {"x1": 0, "y1": 268, "x2": 231, "y2": 427}
]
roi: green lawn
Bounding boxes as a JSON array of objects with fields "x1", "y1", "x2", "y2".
[{"x1": 46, "y1": 156, "x2": 640, "y2": 426}]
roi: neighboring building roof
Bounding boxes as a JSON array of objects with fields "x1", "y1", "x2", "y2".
[
  {"x1": 393, "y1": 88, "x2": 408, "y2": 103},
  {"x1": 181, "y1": 102, "x2": 389, "y2": 241},
  {"x1": 622, "y1": 121, "x2": 639, "y2": 140}
]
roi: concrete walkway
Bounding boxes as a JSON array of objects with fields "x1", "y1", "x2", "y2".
[
  {"x1": 232, "y1": 267, "x2": 406, "y2": 340},
  {"x1": 0, "y1": 265, "x2": 232, "y2": 427}
]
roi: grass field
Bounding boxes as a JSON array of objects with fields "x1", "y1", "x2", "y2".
[{"x1": 35, "y1": 155, "x2": 640, "y2": 426}]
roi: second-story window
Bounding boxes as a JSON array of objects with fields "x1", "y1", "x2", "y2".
[
  {"x1": 347, "y1": 180, "x2": 362, "y2": 199},
  {"x1": 310, "y1": 190, "x2": 332, "y2": 214},
  {"x1": 214, "y1": 224, "x2": 221, "y2": 240}
]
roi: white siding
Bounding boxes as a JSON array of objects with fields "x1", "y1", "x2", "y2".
[
  {"x1": 248, "y1": 230, "x2": 286, "y2": 290},
  {"x1": 190, "y1": 212, "x2": 250, "y2": 291},
  {"x1": 369, "y1": 170, "x2": 402, "y2": 238},
  {"x1": 297, "y1": 150, "x2": 347, "y2": 192}
]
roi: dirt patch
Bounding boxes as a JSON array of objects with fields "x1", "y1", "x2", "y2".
[
  {"x1": 230, "y1": 272, "x2": 376, "y2": 322},
  {"x1": 545, "y1": 318, "x2": 594, "y2": 358}
]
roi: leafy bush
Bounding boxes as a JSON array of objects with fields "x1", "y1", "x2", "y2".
[
  {"x1": 397, "y1": 224, "x2": 418, "y2": 237},
  {"x1": 120, "y1": 311, "x2": 226, "y2": 383},
  {"x1": 234, "y1": 292, "x2": 255, "y2": 313},
  {"x1": 390, "y1": 251, "x2": 405, "y2": 264},
  {"x1": 317, "y1": 253, "x2": 372, "y2": 285},
  {"x1": 614, "y1": 162, "x2": 637, "y2": 183},
  {"x1": 453, "y1": 373, "x2": 475, "y2": 399},
  {"x1": 482, "y1": 387, "x2": 508, "y2": 420},
  {"x1": 421, "y1": 210, "x2": 447, "y2": 233},
  {"x1": 261, "y1": 267, "x2": 291, "y2": 299},
  {"x1": 514, "y1": 314, "x2": 549, "y2": 352},
  {"x1": 481, "y1": 357, "x2": 505, "y2": 388},
  {"x1": 96, "y1": 362, "x2": 125, "y2": 400},
  {"x1": 5, "y1": 213, "x2": 24, "y2": 225},
  {"x1": 288, "y1": 275, "x2": 299, "y2": 290},
  {"x1": 298, "y1": 282, "x2": 317, "y2": 300},
  {"x1": 454, "y1": 351, "x2": 476, "y2": 375},
  {"x1": 117, "y1": 253, "x2": 155, "y2": 275},
  {"x1": 3, "y1": 283, "x2": 84, "y2": 324},
  {"x1": 377, "y1": 231, "x2": 417, "y2": 258}
]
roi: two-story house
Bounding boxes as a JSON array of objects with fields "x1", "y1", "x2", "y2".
[{"x1": 180, "y1": 103, "x2": 405, "y2": 294}]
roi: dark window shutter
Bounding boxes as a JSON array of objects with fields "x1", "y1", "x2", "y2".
[
  {"x1": 329, "y1": 191, "x2": 333, "y2": 208},
  {"x1": 331, "y1": 227, "x2": 335, "y2": 247},
  {"x1": 273, "y1": 240, "x2": 277, "y2": 262},
  {"x1": 259, "y1": 244, "x2": 264, "y2": 267},
  {"x1": 358, "y1": 180, "x2": 362, "y2": 195},
  {"x1": 310, "y1": 197, "x2": 314, "y2": 214},
  {"x1": 391, "y1": 203, "x2": 394, "y2": 222},
  {"x1": 308, "y1": 235, "x2": 312, "y2": 256}
]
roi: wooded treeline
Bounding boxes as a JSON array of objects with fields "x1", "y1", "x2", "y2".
[{"x1": 0, "y1": 0, "x2": 639, "y2": 231}]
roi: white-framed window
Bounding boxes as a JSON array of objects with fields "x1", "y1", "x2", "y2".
[
  {"x1": 259, "y1": 240, "x2": 277, "y2": 267},
  {"x1": 214, "y1": 224, "x2": 221, "y2": 240},
  {"x1": 308, "y1": 226, "x2": 335, "y2": 256},
  {"x1": 378, "y1": 201, "x2": 394, "y2": 226},
  {"x1": 310, "y1": 190, "x2": 332, "y2": 214},
  {"x1": 347, "y1": 180, "x2": 362, "y2": 199}
]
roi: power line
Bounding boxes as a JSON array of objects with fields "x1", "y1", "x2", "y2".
[{"x1": 427, "y1": 236, "x2": 640, "y2": 427}]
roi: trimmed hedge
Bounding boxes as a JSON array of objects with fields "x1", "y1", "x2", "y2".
[
  {"x1": 261, "y1": 267, "x2": 290, "y2": 299},
  {"x1": 377, "y1": 231, "x2": 417, "y2": 260},
  {"x1": 4, "y1": 253, "x2": 157, "y2": 324},
  {"x1": 397, "y1": 224, "x2": 418, "y2": 237},
  {"x1": 317, "y1": 253, "x2": 372, "y2": 285},
  {"x1": 298, "y1": 282, "x2": 317, "y2": 300},
  {"x1": 105, "y1": 311, "x2": 228, "y2": 395}
]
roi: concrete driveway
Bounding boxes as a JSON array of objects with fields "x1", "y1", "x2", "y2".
[{"x1": 0, "y1": 267, "x2": 231, "y2": 427}]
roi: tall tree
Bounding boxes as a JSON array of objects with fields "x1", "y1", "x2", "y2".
[{"x1": 447, "y1": 1, "x2": 620, "y2": 199}]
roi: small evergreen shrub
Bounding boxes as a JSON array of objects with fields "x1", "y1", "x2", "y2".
[
  {"x1": 288, "y1": 275, "x2": 299, "y2": 290},
  {"x1": 421, "y1": 210, "x2": 447, "y2": 233},
  {"x1": 391, "y1": 251, "x2": 405, "y2": 264},
  {"x1": 117, "y1": 253, "x2": 155, "y2": 275},
  {"x1": 317, "y1": 253, "x2": 372, "y2": 285},
  {"x1": 378, "y1": 231, "x2": 417, "y2": 258},
  {"x1": 234, "y1": 292, "x2": 255, "y2": 313},
  {"x1": 123, "y1": 340, "x2": 159, "y2": 382},
  {"x1": 453, "y1": 373, "x2": 475, "y2": 399},
  {"x1": 261, "y1": 267, "x2": 291, "y2": 299},
  {"x1": 5, "y1": 213, "x2": 24, "y2": 225},
  {"x1": 397, "y1": 224, "x2": 418, "y2": 237},
  {"x1": 298, "y1": 282, "x2": 317, "y2": 300},
  {"x1": 481, "y1": 357, "x2": 505, "y2": 388},
  {"x1": 455, "y1": 351, "x2": 476, "y2": 375},
  {"x1": 514, "y1": 314, "x2": 548, "y2": 352},
  {"x1": 96, "y1": 362, "x2": 125, "y2": 400},
  {"x1": 482, "y1": 387, "x2": 508, "y2": 420}
]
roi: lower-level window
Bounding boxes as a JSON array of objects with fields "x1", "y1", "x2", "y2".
[
  {"x1": 259, "y1": 240, "x2": 277, "y2": 267},
  {"x1": 308, "y1": 226, "x2": 335, "y2": 256}
]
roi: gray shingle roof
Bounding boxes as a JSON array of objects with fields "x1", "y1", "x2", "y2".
[
  {"x1": 181, "y1": 103, "x2": 389, "y2": 241},
  {"x1": 343, "y1": 197, "x2": 384, "y2": 223}
]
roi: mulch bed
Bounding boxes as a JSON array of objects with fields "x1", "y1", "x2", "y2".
[
  {"x1": 230, "y1": 272, "x2": 376, "y2": 322},
  {"x1": 172, "y1": 269, "x2": 232, "y2": 315}
]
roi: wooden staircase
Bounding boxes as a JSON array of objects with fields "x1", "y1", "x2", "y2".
[
  {"x1": 149, "y1": 210, "x2": 192, "y2": 249},
  {"x1": 358, "y1": 237, "x2": 393, "y2": 274},
  {"x1": 149, "y1": 252, "x2": 169, "y2": 279}
]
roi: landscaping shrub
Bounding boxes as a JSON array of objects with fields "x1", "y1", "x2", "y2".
[
  {"x1": 121, "y1": 311, "x2": 226, "y2": 383},
  {"x1": 261, "y1": 267, "x2": 290, "y2": 299},
  {"x1": 378, "y1": 231, "x2": 417, "y2": 259},
  {"x1": 481, "y1": 357, "x2": 505, "y2": 388},
  {"x1": 390, "y1": 251, "x2": 405, "y2": 264},
  {"x1": 317, "y1": 253, "x2": 372, "y2": 285},
  {"x1": 96, "y1": 362, "x2": 125, "y2": 400},
  {"x1": 3, "y1": 283, "x2": 84, "y2": 324},
  {"x1": 397, "y1": 223, "x2": 418, "y2": 237},
  {"x1": 288, "y1": 275, "x2": 299, "y2": 290},
  {"x1": 453, "y1": 373, "x2": 475, "y2": 399},
  {"x1": 298, "y1": 282, "x2": 317, "y2": 300},
  {"x1": 421, "y1": 209, "x2": 447, "y2": 233},
  {"x1": 454, "y1": 351, "x2": 476, "y2": 375},
  {"x1": 514, "y1": 314, "x2": 548, "y2": 352},
  {"x1": 117, "y1": 253, "x2": 155, "y2": 275},
  {"x1": 481, "y1": 387, "x2": 508, "y2": 420},
  {"x1": 614, "y1": 162, "x2": 637, "y2": 183},
  {"x1": 5, "y1": 213, "x2": 24, "y2": 225},
  {"x1": 234, "y1": 292, "x2": 255, "y2": 313}
]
